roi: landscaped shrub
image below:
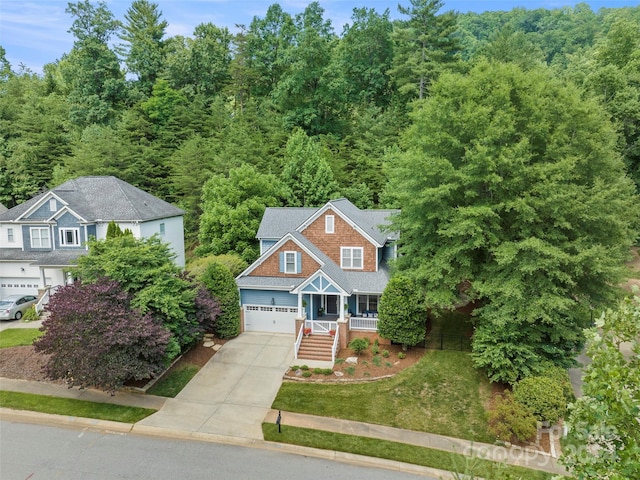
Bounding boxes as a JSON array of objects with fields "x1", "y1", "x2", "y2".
[
  {"x1": 539, "y1": 364, "x2": 575, "y2": 404},
  {"x1": 372, "y1": 344, "x2": 380, "y2": 355},
  {"x1": 377, "y1": 275, "x2": 426, "y2": 349},
  {"x1": 349, "y1": 337, "x2": 370, "y2": 355},
  {"x1": 488, "y1": 391, "x2": 537, "y2": 443},
  {"x1": 513, "y1": 376, "x2": 566, "y2": 425},
  {"x1": 345, "y1": 366, "x2": 356, "y2": 376},
  {"x1": 199, "y1": 262, "x2": 240, "y2": 338},
  {"x1": 34, "y1": 279, "x2": 170, "y2": 394},
  {"x1": 372, "y1": 355, "x2": 382, "y2": 366},
  {"x1": 21, "y1": 306, "x2": 40, "y2": 322},
  {"x1": 398, "y1": 351, "x2": 406, "y2": 359},
  {"x1": 382, "y1": 349, "x2": 390, "y2": 358},
  {"x1": 302, "y1": 371, "x2": 312, "y2": 378}
]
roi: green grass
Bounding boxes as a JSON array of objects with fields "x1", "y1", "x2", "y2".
[
  {"x1": 146, "y1": 364, "x2": 200, "y2": 397},
  {"x1": 273, "y1": 350, "x2": 493, "y2": 443},
  {"x1": 0, "y1": 391, "x2": 156, "y2": 423},
  {"x1": 0, "y1": 328, "x2": 42, "y2": 348},
  {"x1": 263, "y1": 424, "x2": 553, "y2": 480}
]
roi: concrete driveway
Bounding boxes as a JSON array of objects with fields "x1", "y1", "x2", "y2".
[{"x1": 135, "y1": 332, "x2": 294, "y2": 440}]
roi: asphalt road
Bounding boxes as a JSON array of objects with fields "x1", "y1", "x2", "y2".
[{"x1": 0, "y1": 421, "x2": 437, "y2": 480}]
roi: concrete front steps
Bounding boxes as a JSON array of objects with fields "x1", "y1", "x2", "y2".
[{"x1": 297, "y1": 334, "x2": 334, "y2": 362}]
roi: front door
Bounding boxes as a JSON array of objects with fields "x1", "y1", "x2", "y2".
[{"x1": 324, "y1": 295, "x2": 338, "y2": 315}]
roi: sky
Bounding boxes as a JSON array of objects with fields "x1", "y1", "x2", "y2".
[{"x1": 0, "y1": 0, "x2": 635, "y2": 75}]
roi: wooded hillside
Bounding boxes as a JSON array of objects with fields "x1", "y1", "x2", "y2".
[{"x1": 1, "y1": 1, "x2": 638, "y2": 250}]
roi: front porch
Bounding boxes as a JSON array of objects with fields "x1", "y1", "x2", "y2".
[{"x1": 294, "y1": 314, "x2": 386, "y2": 364}]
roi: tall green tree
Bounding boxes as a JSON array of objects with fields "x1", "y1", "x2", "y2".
[
  {"x1": 246, "y1": 3, "x2": 296, "y2": 97},
  {"x1": 584, "y1": 18, "x2": 640, "y2": 191},
  {"x1": 562, "y1": 294, "x2": 640, "y2": 480},
  {"x1": 328, "y1": 7, "x2": 394, "y2": 109},
  {"x1": 386, "y1": 60, "x2": 640, "y2": 383},
  {"x1": 389, "y1": 0, "x2": 460, "y2": 100},
  {"x1": 272, "y1": 2, "x2": 338, "y2": 133},
  {"x1": 199, "y1": 163, "x2": 284, "y2": 262},
  {"x1": 281, "y1": 128, "x2": 339, "y2": 207},
  {"x1": 118, "y1": 0, "x2": 168, "y2": 96},
  {"x1": 61, "y1": 0, "x2": 126, "y2": 127}
]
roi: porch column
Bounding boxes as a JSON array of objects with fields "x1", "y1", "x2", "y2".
[
  {"x1": 339, "y1": 294, "x2": 345, "y2": 320},
  {"x1": 310, "y1": 295, "x2": 314, "y2": 321},
  {"x1": 39, "y1": 267, "x2": 47, "y2": 289},
  {"x1": 297, "y1": 292, "x2": 302, "y2": 317}
]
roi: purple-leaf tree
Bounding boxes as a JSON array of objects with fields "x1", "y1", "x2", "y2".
[{"x1": 34, "y1": 278, "x2": 170, "y2": 394}]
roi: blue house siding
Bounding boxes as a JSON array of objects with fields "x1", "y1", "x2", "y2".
[
  {"x1": 86, "y1": 224, "x2": 96, "y2": 240},
  {"x1": 25, "y1": 200, "x2": 57, "y2": 220},
  {"x1": 240, "y1": 289, "x2": 298, "y2": 307}
]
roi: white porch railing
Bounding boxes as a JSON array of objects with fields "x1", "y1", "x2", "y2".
[
  {"x1": 349, "y1": 316, "x2": 378, "y2": 331},
  {"x1": 35, "y1": 285, "x2": 57, "y2": 314},
  {"x1": 331, "y1": 326, "x2": 339, "y2": 363},
  {"x1": 306, "y1": 319, "x2": 337, "y2": 334},
  {"x1": 294, "y1": 322, "x2": 304, "y2": 360}
]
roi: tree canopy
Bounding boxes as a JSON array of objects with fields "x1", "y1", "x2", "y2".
[{"x1": 386, "y1": 60, "x2": 640, "y2": 382}]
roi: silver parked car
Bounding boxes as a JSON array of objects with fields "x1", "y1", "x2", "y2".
[{"x1": 0, "y1": 295, "x2": 38, "y2": 321}]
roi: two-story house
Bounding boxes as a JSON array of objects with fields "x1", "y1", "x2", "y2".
[
  {"x1": 236, "y1": 198, "x2": 398, "y2": 360},
  {"x1": 0, "y1": 176, "x2": 185, "y2": 300}
]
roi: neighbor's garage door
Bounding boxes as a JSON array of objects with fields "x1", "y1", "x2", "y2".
[
  {"x1": 0, "y1": 278, "x2": 40, "y2": 298},
  {"x1": 244, "y1": 305, "x2": 296, "y2": 333}
]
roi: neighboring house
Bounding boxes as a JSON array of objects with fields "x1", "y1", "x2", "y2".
[
  {"x1": 0, "y1": 176, "x2": 185, "y2": 300},
  {"x1": 236, "y1": 198, "x2": 399, "y2": 359}
]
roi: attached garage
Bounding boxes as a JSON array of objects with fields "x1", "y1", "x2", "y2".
[
  {"x1": 243, "y1": 305, "x2": 297, "y2": 334},
  {"x1": 0, "y1": 277, "x2": 40, "y2": 298}
]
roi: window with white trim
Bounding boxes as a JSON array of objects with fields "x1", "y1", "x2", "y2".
[
  {"x1": 31, "y1": 228, "x2": 50, "y2": 248},
  {"x1": 159, "y1": 223, "x2": 165, "y2": 235},
  {"x1": 59, "y1": 228, "x2": 80, "y2": 246},
  {"x1": 341, "y1": 247, "x2": 363, "y2": 269},
  {"x1": 325, "y1": 215, "x2": 334, "y2": 233},
  {"x1": 7, "y1": 228, "x2": 14, "y2": 242},
  {"x1": 358, "y1": 294, "x2": 379, "y2": 314},
  {"x1": 284, "y1": 251, "x2": 297, "y2": 273},
  {"x1": 49, "y1": 199, "x2": 57, "y2": 211}
]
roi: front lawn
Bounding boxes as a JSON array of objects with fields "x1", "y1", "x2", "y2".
[
  {"x1": 0, "y1": 328, "x2": 42, "y2": 348},
  {"x1": 273, "y1": 349, "x2": 493, "y2": 443}
]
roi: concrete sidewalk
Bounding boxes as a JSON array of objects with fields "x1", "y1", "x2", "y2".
[{"x1": 264, "y1": 410, "x2": 567, "y2": 476}]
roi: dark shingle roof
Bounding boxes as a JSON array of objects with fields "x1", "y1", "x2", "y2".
[
  {"x1": 0, "y1": 176, "x2": 183, "y2": 222},
  {"x1": 0, "y1": 249, "x2": 85, "y2": 266},
  {"x1": 255, "y1": 199, "x2": 398, "y2": 244}
]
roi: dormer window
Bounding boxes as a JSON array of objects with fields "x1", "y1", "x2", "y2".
[
  {"x1": 49, "y1": 199, "x2": 57, "y2": 211},
  {"x1": 325, "y1": 215, "x2": 334, "y2": 234}
]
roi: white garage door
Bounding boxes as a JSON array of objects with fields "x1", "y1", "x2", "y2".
[
  {"x1": 0, "y1": 278, "x2": 40, "y2": 298},
  {"x1": 244, "y1": 305, "x2": 297, "y2": 333}
]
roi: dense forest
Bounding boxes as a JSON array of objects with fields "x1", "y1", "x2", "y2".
[{"x1": 1, "y1": 0, "x2": 638, "y2": 254}]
